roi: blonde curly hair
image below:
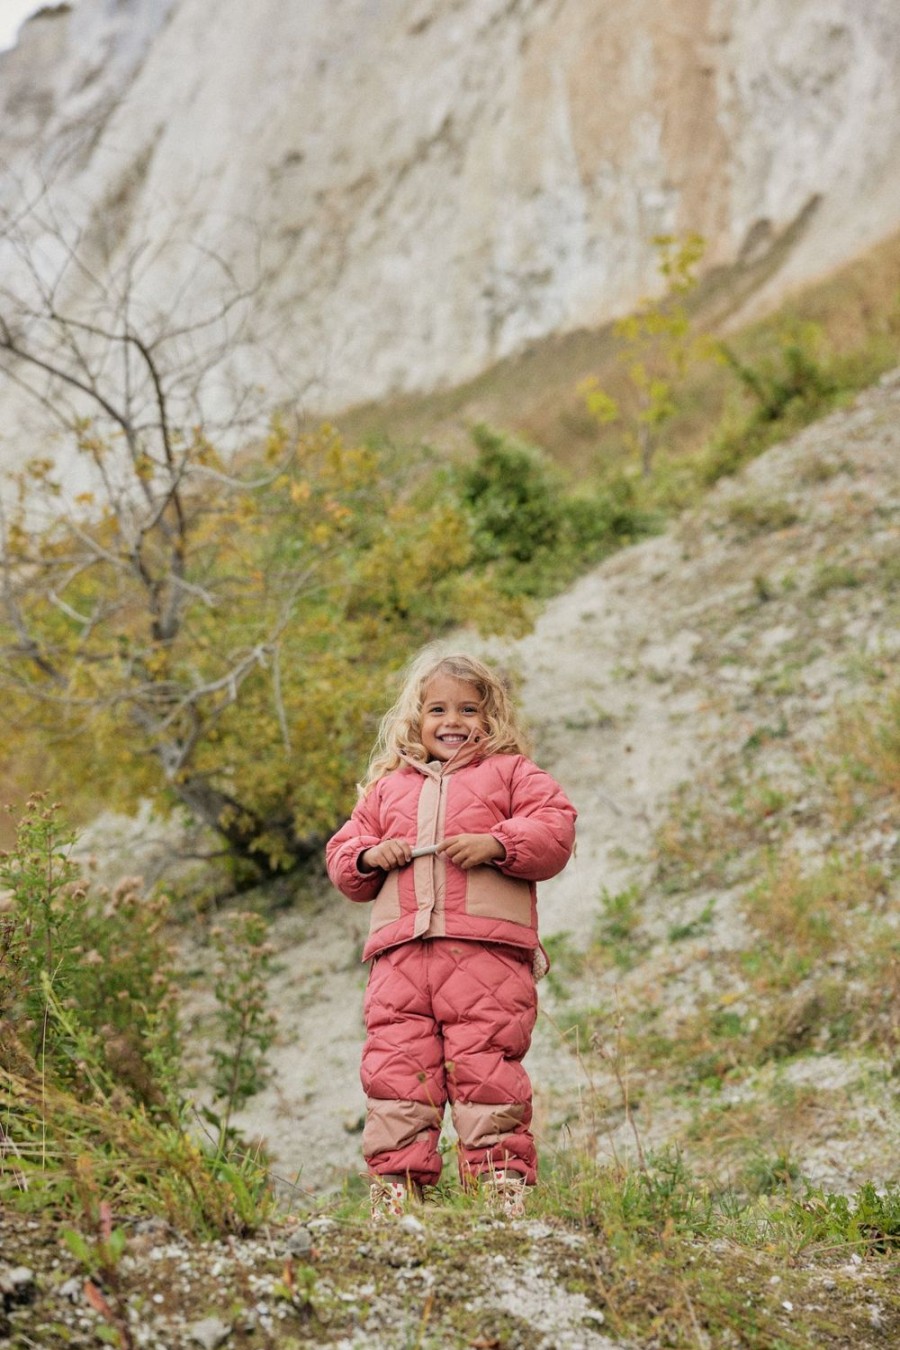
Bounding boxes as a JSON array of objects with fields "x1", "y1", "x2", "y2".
[{"x1": 360, "y1": 648, "x2": 530, "y2": 793}]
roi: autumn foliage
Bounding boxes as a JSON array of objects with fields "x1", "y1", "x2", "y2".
[{"x1": 0, "y1": 422, "x2": 530, "y2": 873}]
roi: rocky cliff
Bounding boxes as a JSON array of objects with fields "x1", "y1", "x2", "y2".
[{"x1": 2, "y1": 0, "x2": 900, "y2": 434}]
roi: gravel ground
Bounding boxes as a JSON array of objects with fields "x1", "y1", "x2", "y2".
[
  {"x1": 0, "y1": 1206, "x2": 625, "y2": 1350},
  {"x1": 3, "y1": 1202, "x2": 899, "y2": 1349}
]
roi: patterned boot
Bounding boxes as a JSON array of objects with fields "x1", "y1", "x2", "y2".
[
  {"x1": 369, "y1": 1174, "x2": 420, "y2": 1225},
  {"x1": 482, "y1": 1169, "x2": 527, "y2": 1219}
]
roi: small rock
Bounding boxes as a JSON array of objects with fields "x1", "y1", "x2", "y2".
[
  {"x1": 0, "y1": 1266, "x2": 35, "y2": 1305},
  {"x1": 384, "y1": 1245, "x2": 422, "y2": 1268},
  {"x1": 398, "y1": 1215, "x2": 425, "y2": 1236},
  {"x1": 307, "y1": 1217, "x2": 336, "y2": 1233},
  {"x1": 284, "y1": 1226, "x2": 314, "y2": 1258},
  {"x1": 187, "y1": 1315, "x2": 232, "y2": 1349},
  {"x1": 129, "y1": 1217, "x2": 174, "y2": 1255},
  {"x1": 131, "y1": 1216, "x2": 171, "y2": 1237}
]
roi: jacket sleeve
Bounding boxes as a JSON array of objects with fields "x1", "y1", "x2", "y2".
[
  {"x1": 490, "y1": 757, "x2": 577, "y2": 882},
  {"x1": 325, "y1": 788, "x2": 387, "y2": 903}
]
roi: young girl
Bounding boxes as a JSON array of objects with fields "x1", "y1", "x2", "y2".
[{"x1": 326, "y1": 649, "x2": 576, "y2": 1220}]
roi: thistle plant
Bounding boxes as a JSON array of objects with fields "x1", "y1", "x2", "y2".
[
  {"x1": 207, "y1": 910, "x2": 278, "y2": 1140},
  {"x1": 0, "y1": 795, "x2": 88, "y2": 1074},
  {"x1": 0, "y1": 795, "x2": 181, "y2": 1102}
]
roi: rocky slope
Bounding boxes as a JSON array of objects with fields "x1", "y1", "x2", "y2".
[
  {"x1": 131, "y1": 367, "x2": 895, "y2": 1199},
  {"x1": 2, "y1": 0, "x2": 900, "y2": 451},
  {"x1": 8, "y1": 370, "x2": 898, "y2": 1350}
]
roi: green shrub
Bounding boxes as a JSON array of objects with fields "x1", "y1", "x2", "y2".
[
  {"x1": 0, "y1": 796, "x2": 179, "y2": 1103},
  {"x1": 702, "y1": 323, "x2": 844, "y2": 485},
  {"x1": 0, "y1": 797, "x2": 274, "y2": 1233},
  {"x1": 456, "y1": 423, "x2": 568, "y2": 566},
  {"x1": 454, "y1": 424, "x2": 658, "y2": 597},
  {"x1": 720, "y1": 323, "x2": 839, "y2": 425}
]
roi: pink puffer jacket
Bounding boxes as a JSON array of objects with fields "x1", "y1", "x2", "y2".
[{"x1": 326, "y1": 752, "x2": 576, "y2": 962}]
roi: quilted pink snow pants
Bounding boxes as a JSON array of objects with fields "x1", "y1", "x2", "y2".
[{"x1": 361, "y1": 938, "x2": 538, "y2": 1186}]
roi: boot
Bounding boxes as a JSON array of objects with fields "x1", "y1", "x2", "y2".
[
  {"x1": 369, "y1": 1174, "x2": 421, "y2": 1225},
  {"x1": 482, "y1": 1169, "x2": 527, "y2": 1219}
]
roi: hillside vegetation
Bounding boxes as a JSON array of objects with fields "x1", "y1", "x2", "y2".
[{"x1": 340, "y1": 226, "x2": 900, "y2": 481}]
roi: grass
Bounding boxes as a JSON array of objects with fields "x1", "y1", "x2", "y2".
[
  {"x1": 824, "y1": 686, "x2": 900, "y2": 828},
  {"x1": 646, "y1": 681, "x2": 899, "y2": 1063},
  {"x1": 0, "y1": 1068, "x2": 272, "y2": 1236},
  {"x1": 654, "y1": 769, "x2": 791, "y2": 894},
  {"x1": 593, "y1": 884, "x2": 649, "y2": 970},
  {"x1": 724, "y1": 493, "x2": 802, "y2": 537},
  {"x1": 0, "y1": 797, "x2": 276, "y2": 1241},
  {"x1": 742, "y1": 851, "x2": 886, "y2": 960},
  {"x1": 2, "y1": 791, "x2": 897, "y2": 1347}
]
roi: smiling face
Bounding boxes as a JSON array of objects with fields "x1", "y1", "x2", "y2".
[{"x1": 419, "y1": 675, "x2": 487, "y2": 761}]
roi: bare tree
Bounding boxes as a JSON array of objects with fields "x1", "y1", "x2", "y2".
[{"x1": 0, "y1": 192, "x2": 380, "y2": 874}]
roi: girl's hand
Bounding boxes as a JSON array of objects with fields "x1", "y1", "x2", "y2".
[
  {"x1": 437, "y1": 833, "x2": 506, "y2": 870},
  {"x1": 359, "y1": 839, "x2": 413, "y2": 873}
]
